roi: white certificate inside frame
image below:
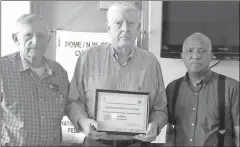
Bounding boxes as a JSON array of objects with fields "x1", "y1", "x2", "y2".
[{"x1": 95, "y1": 89, "x2": 149, "y2": 135}]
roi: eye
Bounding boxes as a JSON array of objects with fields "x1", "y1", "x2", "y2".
[
  {"x1": 186, "y1": 49, "x2": 193, "y2": 53},
  {"x1": 25, "y1": 33, "x2": 33, "y2": 38},
  {"x1": 128, "y1": 22, "x2": 135, "y2": 25},
  {"x1": 114, "y1": 21, "x2": 122, "y2": 26},
  {"x1": 200, "y1": 48, "x2": 206, "y2": 53}
]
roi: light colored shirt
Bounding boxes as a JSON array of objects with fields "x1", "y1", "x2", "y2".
[
  {"x1": 166, "y1": 70, "x2": 239, "y2": 146},
  {"x1": 67, "y1": 43, "x2": 167, "y2": 140},
  {"x1": 1, "y1": 52, "x2": 69, "y2": 146}
]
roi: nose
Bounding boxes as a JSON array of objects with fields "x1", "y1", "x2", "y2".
[
  {"x1": 121, "y1": 21, "x2": 130, "y2": 32},
  {"x1": 30, "y1": 34, "x2": 37, "y2": 45},
  {"x1": 191, "y1": 50, "x2": 201, "y2": 60}
]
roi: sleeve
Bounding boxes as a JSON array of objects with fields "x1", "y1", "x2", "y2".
[
  {"x1": 0, "y1": 61, "x2": 3, "y2": 129},
  {"x1": 67, "y1": 51, "x2": 89, "y2": 130},
  {"x1": 230, "y1": 80, "x2": 239, "y2": 127},
  {"x1": 148, "y1": 59, "x2": 168, "y2": 134},
  {"x1": 62, "y1": 69, "x2": 70, "y2": 115}
]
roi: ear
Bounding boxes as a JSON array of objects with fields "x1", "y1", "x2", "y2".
[
  {"x1": 106, "y1": 21, "x2": 110, "y2": 32},
  {"x1": 12, "y1": 33, "x2": 20, "y2": 46},
  {"x1": 137, "y1": 23, "x2": 141, "y2": 32},
  {"x1": 47, "y1": 35, "x2": 51, "y2": 43},
  {"x1": 181, "y1": 52, "x2": 183, "y2": 59},
  {"x1": 210, "y1": 52, "x2": 213, "y2": 61}
]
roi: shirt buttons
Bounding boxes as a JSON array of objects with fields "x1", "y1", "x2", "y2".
[
  {"x1": 193, "y1": 108, "x2": 196, "y2": 111},
  {"x1": 194, "y1": 93, "x2": 198, "y2": 96},
  {"x1": 190, "y1": 139, "x2": 193, "y2": 142},
  {"x1": 50, "y1": 84, "x2": 53, "y2": 88},
  {"x1": 6, "y1": 137, "x2": 10, "y2": 142},
  {"x1": 191, "y1": 123, "x2": 194, "y2": 126}
]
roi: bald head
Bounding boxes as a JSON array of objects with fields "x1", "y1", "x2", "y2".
[
  {"x1": 183, "y1": 32, "x2": 212, "y2": 52},
  {"x1": 181, "y1": 32, "x2": 213, "y2": 74},
  {"x1": 107, "y1": 1, "x2": 141, "y2": 23}
]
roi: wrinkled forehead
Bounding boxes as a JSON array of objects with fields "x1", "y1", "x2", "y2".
[
  {"x1": 107, "y1": 5, "x2": 140, "y2": 23},
  {"x1": 183, "y1": 36, "x2": 212, "y2": 51},
  {"x1": 15, "y1": 20, "x2": 50, "y2": 35}
]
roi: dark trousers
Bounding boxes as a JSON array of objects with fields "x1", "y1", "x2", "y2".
[{"x1": 83, "y1": 137, "x2": 150, "y2": 147}]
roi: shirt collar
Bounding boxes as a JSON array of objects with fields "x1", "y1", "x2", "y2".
[
  {"x1": 109, "y1": 44, "x2": 136, "y2": 61},
  {"x1": 18, "y1": 51, "x2": 54, "y2": 75},
  {"x1": 183, "y1": 69, "x2": 213, "y2": 85}
]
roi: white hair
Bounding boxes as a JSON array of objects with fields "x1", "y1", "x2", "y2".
[
  {"x1": 107, "y1": 1, "x2": 141, "y2": 23},
  {"x1": 13, "y1": 13, "x2": 50, "y2": 36}
]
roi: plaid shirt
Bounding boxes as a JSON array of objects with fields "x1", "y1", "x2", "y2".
[{"x1": 1, "y1": 52, "x2": 69, "y2": 146}]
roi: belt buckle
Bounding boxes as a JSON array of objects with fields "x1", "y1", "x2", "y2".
[{"x1": 114, "y1": 140, "x2": 132, "y2": 146}]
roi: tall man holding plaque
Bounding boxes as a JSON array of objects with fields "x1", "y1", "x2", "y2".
[{"x1": 67, "y1": 1, "x2": 167, "y2": 147}]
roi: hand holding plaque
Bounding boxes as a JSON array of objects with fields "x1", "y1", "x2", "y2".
[
  {"x1": 133, "y1": 121, "x2": 158, "y2": 142},
  {"x1": 78, "y1": 117, "x2": 107, "y2": 139},
  {"x1": 95, "y1": 89, "x2": 149, "y2": 135}
]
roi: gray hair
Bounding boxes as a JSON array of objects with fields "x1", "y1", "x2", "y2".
[
  {"x1": 182, "y1": 32, "x2": 212, "y2": 52},
  {"x1": 13, "y1": 13, "x2": 50, "y2": 36},
  {"x1": 107, "y1": 1, "x2": 141, "y2": 23}
]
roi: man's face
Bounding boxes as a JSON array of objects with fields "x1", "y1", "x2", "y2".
[
  {"x1": 107, "y1": 7, "x2": 140, "y2": 50},
  {"x1": 15, "y1": 21, "x2": 50, "y2": 59},
  {"x1": 181, "y1": 40, "x2": 213, "y2": 74}
]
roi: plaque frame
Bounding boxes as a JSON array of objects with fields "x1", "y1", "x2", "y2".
[{"x1": 94, "y1": 89, "x2": 149, "y2": 135}]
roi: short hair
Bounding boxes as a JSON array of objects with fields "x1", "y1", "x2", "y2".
[
  {"x1": 107, "y1": 1, "x2": 141, "y2": 23},
  {"x1": 182, "y1": 32, "x2": 212, "y2": 52},
  {"x1": 13, "y1": 13, "x2": 50, "y2": 36}
]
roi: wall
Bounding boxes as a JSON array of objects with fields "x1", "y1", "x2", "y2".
[
  {"x1": 41, "y1": 1, "x2": 108, "y2": 60},
  {"x1": 148, "y1": 1, "x2": 239, "y2": 85},
  {"x1": 1, "y1": 1, "x2": 31, "y2": 57}
]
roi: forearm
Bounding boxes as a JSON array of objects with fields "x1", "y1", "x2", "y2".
[
  {"x1": 149, "y1": 109, "x2": 168, "y2": 131},
  {"x1": 67, "y1": 101, "x2": 88, "y2": 130},
  {"x1": 234, "y1": 126, "x2": 239, "y2": 146}
]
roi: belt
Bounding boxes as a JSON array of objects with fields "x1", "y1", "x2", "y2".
[{"x1": 97, "y1": 139, "x2": 137, "y2": 146}]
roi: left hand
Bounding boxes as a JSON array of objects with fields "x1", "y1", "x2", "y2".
[{"x1": 133, "y1": 121, "x2": 159, "y2": 142}]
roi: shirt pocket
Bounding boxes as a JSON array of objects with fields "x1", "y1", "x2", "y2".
[{"x1": 48, "y1": 84, "x2": 66, "y2": 120}]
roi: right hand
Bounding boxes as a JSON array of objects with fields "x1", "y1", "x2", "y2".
[{"x1": 79, "y1": 118, "x2": 107, "y2": 140}]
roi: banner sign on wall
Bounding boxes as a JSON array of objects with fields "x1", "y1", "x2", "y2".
[
  {"x1": 56, "y1": 30, "x2": 111, "y2": 144},
  {"x1": 56, "y1": 30, "x2": 111, "y2": 81}
]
